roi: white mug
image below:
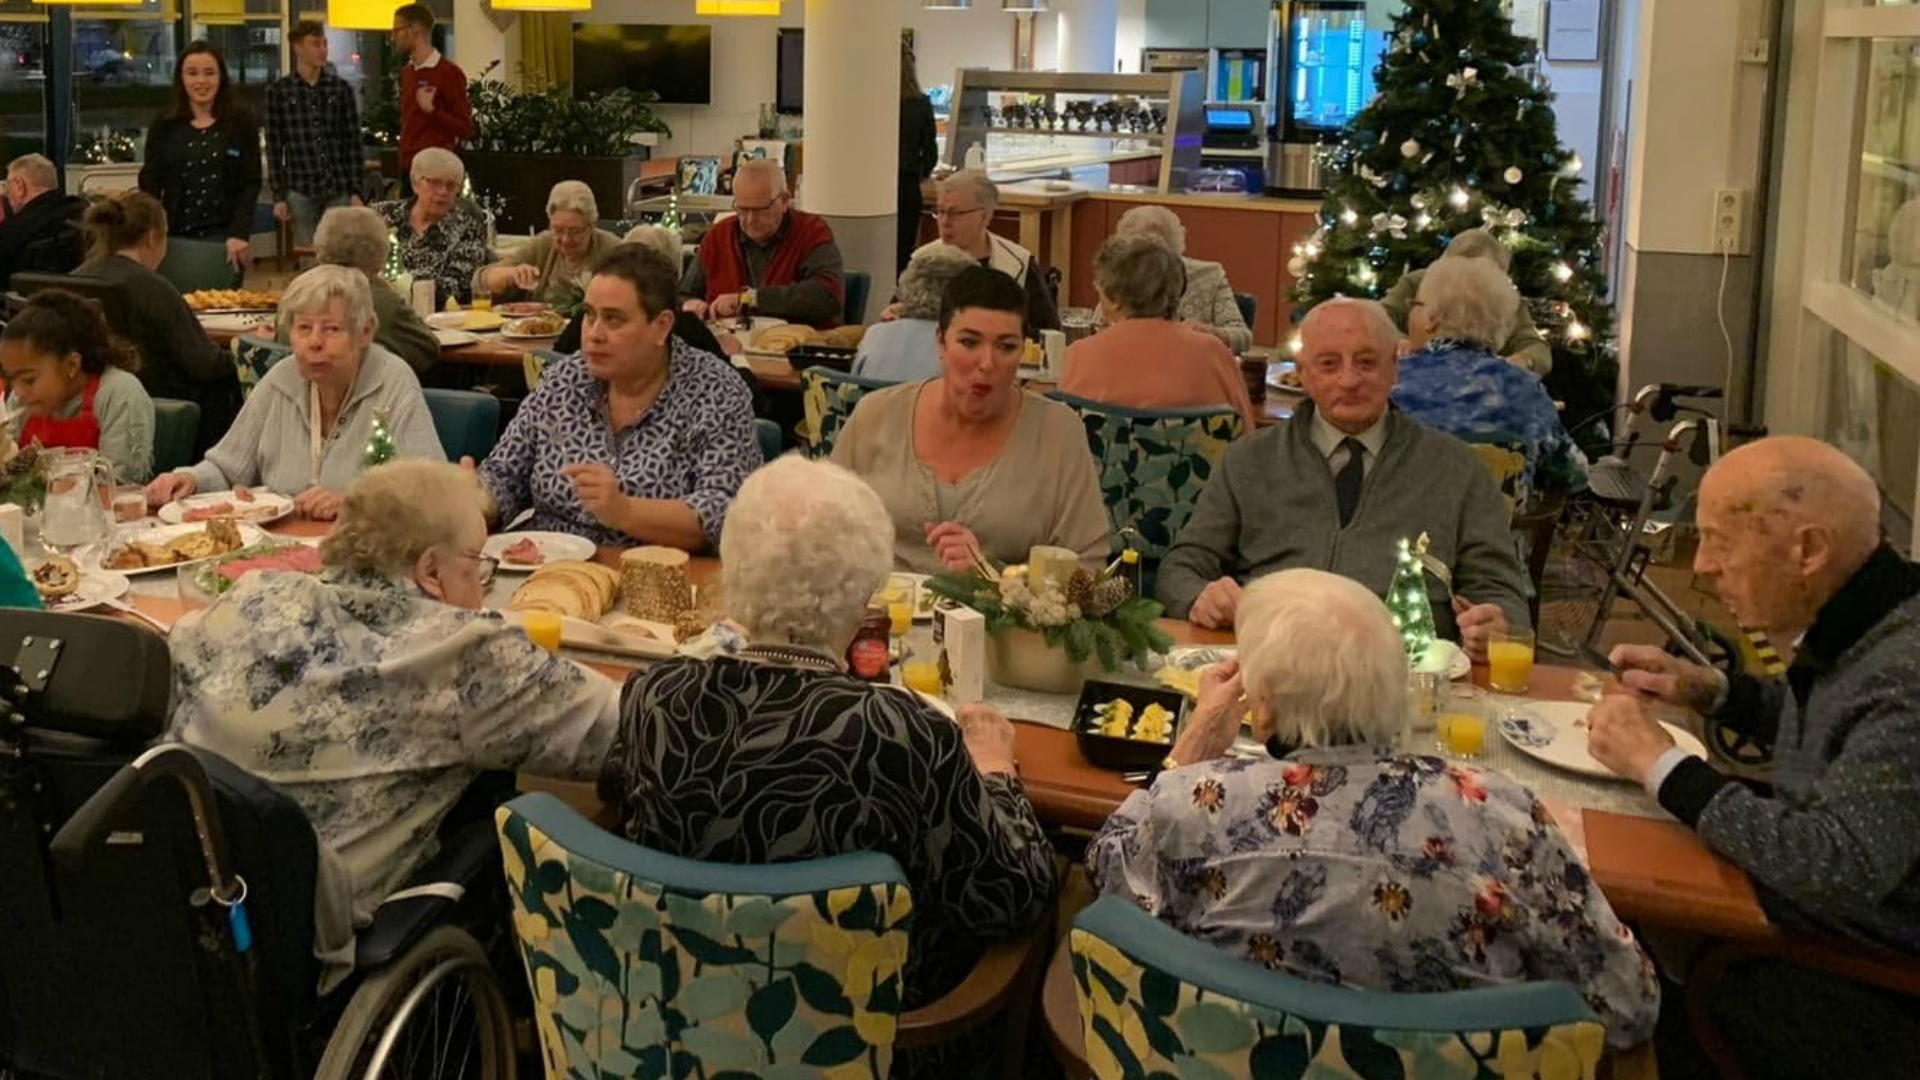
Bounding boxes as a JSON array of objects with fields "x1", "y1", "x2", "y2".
[{"x1": 1040, "y1": 329, "x2": 1067, "y2": 375}]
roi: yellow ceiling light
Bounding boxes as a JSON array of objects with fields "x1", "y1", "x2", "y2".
[
  {"x1": 695, "y1": 0, "x2": 782, "y2": 14},
  {"x1": 194, "y1": 0, "x2": 246, "y2": 23},
  {"x1": 494, "y1": 0, "x2": 592, "y2": 10},
  {"x1": 31, "y1": 0, "x2": 144, "y2": 7},
  {"x1": 326, "y1": 0, "x2": 402, "y2": 30}
]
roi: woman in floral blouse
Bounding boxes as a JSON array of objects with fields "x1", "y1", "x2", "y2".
[
  {"x1": 371, "y1": 147, "x2": 491, "y2": 307},
  {"x1": 600, "y1": 456, "x2": 1056, "y2": 1077},
  {"x1": 1089, "y1": 568, "x2": 1660, "y2": 1050},
  {"x1": 478, "y1": 244, "x2": 760, "y2": 550}
]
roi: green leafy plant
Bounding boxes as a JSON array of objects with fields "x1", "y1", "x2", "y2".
[
  {"x1": 466, "y1": 78, "x2": 671, "y2": 156},
  {"x1": 927, "y1": 567, "x2": 1172, "y2": 672}
]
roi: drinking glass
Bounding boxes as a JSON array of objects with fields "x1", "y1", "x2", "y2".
[
  {"x1": 112, "y1": 486, "x2": 147, "y2": 524},
  {"x1": 523, "y1": 612, "x2": 564, "y2": 654},
  {"x1": 901, "y1": 659, "x2": 943, "y2": 697},
  {"x1": 1435, "y1": 686, "x2": 1487, "y2": 758},
  {"x1": 1487, "y1": 628, "x2": 1536, "y2": 693}
]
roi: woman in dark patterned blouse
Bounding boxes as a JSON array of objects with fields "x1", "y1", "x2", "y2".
[{"x1": 600, "y1": 455, "x2": 1056, "y2": 1075}]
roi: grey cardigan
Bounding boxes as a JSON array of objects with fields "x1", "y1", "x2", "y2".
[
  {"x1": 1156, "y1": 401, "x2": 1531, "y2": 641},
  {"x1": 182, "y1": 342, "x2": 444, "y2": 494}
]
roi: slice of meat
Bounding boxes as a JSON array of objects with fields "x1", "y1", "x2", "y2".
[
  {"x1": 182, "y1": 501, "x2": 234, "y2": 522},
  {"x1": 233, "y1": 487, "x2": 256, "y2": 503},
  {"x1": 502, "y1": 538, "x2": 545, "y2": 566},
  {"x1": 213, "y1": 545, "x2": 324, "y2": 582}
]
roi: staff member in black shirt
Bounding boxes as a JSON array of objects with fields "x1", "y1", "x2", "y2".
[{"x1": 138, "y1": 41, "x2": 262, "y2": 280}]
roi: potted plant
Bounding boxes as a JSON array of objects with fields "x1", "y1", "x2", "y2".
[
  {"x1": 462, "y1": 79, "x2": 671, "y2": 234},
  {"x1": 928, "y1": 548, "x2": 1172, "y2": 695}
]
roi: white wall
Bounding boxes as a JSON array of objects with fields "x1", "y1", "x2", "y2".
[
  {"x1": 577, "y1": 0, "x2": 1046, "y2": 162},
  {"x1": 1115, "y1": 0, "x2": 1147, "y2": 72}
]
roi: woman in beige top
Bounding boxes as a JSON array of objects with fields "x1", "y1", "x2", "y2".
[
  {"x1": 832, "y1": 265, "x2": 1111, "y2": 573},
  {"x1": 473, "y1": 180, "x2": 621, "y2": 307}
]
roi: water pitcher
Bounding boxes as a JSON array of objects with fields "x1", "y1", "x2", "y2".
[{"x1": 40, "y1": 447, "x2": 114, "y2": 553}]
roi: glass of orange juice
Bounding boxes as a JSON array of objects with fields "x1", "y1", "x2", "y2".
[
  {"x1": 522, "y1": 611, "x2": 563, "y2": 654},
  {"x1": 1487, "y1": 628, "x2": 1536, "y2": 693},
  {"x1": 1437, "y1": 692, "x2": 1487, "y2": 758},
  {"x1": 472, "y1": 286, "x2": 493, "y2": 314},
  {"x1": 901, "y1": 659, "x2": 943, "y2": 697}
]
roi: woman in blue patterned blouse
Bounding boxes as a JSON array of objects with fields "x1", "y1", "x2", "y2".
[
  {"x1": 1089, "y1": 568, "x2": 1661, "y2": 1049},
  {"x1": 478, "y1": 245, "x2": 761, "y2": 550}
]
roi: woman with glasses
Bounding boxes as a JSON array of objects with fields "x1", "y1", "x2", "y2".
[
  {"x1": 371, "y1": 147, "x2": 491, "y2": 306},
  {"x1": 889, "y1": 172, "x2": 1059, "y2": 337},
  {"x1": 680, "y1": 158, "x2": 847, "y2": 329},
  {"x1": 474, "y1": 180, "x2": 621, "y2": 309},
  {"x1": 145, "y1": 264, "x2": 443, "y2": 520},
  {"x1": 167, "y1": 458, "x2": 623, "y2": 960}
]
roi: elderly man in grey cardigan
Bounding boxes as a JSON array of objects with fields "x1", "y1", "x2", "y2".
[
  {"x1": 1589, "y1": 436, "x2": 1920, "y2": 1080},
  {"x1": 146, "y1": 265, "x2": 443, "y2": 520},
  {"x1": 1156, "y1": 297, "x2": 1528, "y2": 656}
]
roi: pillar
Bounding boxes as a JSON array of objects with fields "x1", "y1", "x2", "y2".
[
  {"x1": 1058, "y1": 0, "x2": 1120, "y2": 75},
  {"x1": 804, "y1": 0, "x2": 902, "y2": 321},
  {"x1": 449, "y1": 0, "x2": 515, "y2": 86}
]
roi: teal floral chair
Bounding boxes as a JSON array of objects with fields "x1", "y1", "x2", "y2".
[
  {"x1": 497, "y1": 792, "x2": 1039, "y2": 1080},
  {"x1": 1065, "y1": 896, "x2": 1607, "y2": 1079},
  {"x1": 231, "y1": 334, "x2": 292, "y2": 399},
  {"x1": 799, "y1": 366, "x2": 894, "y2": 458},
  {"x1": 1050, "y1": 393, "x2": 1243, "y2": 562}
]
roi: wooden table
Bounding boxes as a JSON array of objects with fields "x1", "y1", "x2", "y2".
[{"x1": 202, "y1": 321, "x2": 559, "y2": 371}]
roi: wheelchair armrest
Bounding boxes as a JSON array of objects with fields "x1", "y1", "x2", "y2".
[
  {"x1": 897, "y1": 917, "x2": 1048, "y2": 1051},
  {"x1": 354, "y1": 819, "x2": 500, "y2": 970}
]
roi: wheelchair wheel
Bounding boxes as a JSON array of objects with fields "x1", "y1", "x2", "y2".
[{"x1": 314, "y1": 924, "x2": 517, "y2": 1080}]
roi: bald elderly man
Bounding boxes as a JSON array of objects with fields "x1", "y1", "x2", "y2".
[
  {"x1": 1157, "y1": 297, "x2": 1530, "y2": 657},
  {"x1": 1590, "y1": 437, "x2": 1920, "y2": 1079}
]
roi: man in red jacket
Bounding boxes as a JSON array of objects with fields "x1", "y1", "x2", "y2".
[
  {"x1": 392, "y1": 4, "x2": 473, "y2": 180},
  {"x1": 681, "y1": 159, "x2": 846, "y2": 329}
]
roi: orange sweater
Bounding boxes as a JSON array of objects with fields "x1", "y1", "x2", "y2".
[{"x1": 1059, "y1": 318, "x2": 1257, "y2": 433}]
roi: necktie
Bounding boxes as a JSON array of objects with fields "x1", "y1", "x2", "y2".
[{"x1": 1335, "y1": 438, "x2": 1365, "y2": 527}]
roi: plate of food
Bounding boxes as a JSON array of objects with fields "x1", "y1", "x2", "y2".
[
  {"x1": 157, "y1": 487, "x2": 294, "y2": 526},
  {"x1": 427, "y1": 310, "x2": 509, "y2": 333},
  {"x1": 180, "y1": 542, "x2": 325, "y2": 604},
  {"x1": 484, "y1": 530, "x2": 597, "y2": 571},
  {"x1": 29, "y1": 555, "x2": 130, "y2": 613},
  {"x1": 1494, "y1": 699, "x2": 1709, "y2": 781},
  {"x1": 196, "y1": 313, "x2": 273, "y2": 334},
  {"x1": 184, "y1": 288, "x2": 280, "y2": 313},
  {"x1": 743, "y1": 324, "x2": 816, "y2": 356},
  {"x1": 1267, "y1": 359, "x2": 1304, "y2": 395},
  {"x1": 90, "y1": 519, "x2": 270, "y2": 575},
  {"x1": 433, "y1": 329, "x2": 481, "y2": 347},
  {"x1": 500, "y1": 312, "x2": 568, "y2": 340},
  {"x1": 498, "y1": 301, "x2": 555, "y2": 318}
]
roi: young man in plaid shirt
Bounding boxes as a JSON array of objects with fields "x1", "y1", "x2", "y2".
[{"x1": 266, "y1": 19, "x2": 363, "y2": 246}]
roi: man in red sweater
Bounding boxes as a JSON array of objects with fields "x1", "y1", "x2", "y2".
[
  {"x1": 681, "y1": 159, "x2": 846, "y2": 329},
  {"x1": 392, "y1": 4, "x2": 473, "y2": 179}
]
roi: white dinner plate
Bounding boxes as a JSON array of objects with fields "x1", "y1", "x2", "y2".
[
  {"x1": 1495, "y1": 699, "x2": 1709, "y2": 781},
  {"x1": 708, "y1": 316, "x2": 789, "y2": 350},
  {"x1": 1267, "y1": 359, "x2": 1305, "y2": 396},
  {"x1": 86, "y1": 521, "x2": 273, "y2": 576},
  {"x1": 484, "y1": 530, "x2": 597, "y2": 571},
  {"x1": 37, "y1": 567, "x2": 130, "y2": 613},
  {"x1": 157, "y1": 489, "x2": 295, "y2": 527},
  {"x1": 1163, "y1": 645, "x2": 1236, "y2": 672},
  {"x1": 433, "y1": 329, "x2": 481, "y2": 347},
  {"x1": 1414, "y1": 638, "x2": 1472, "y2": 680},
  {"x1": 196, "y1": 313, "x2": 272, "y2": 334}
]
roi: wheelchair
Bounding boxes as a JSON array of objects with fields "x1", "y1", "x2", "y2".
[{"x1": 0, "y1": 610, "x2": 519, "y2": 1079}]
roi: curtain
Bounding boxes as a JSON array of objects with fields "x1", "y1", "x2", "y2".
[{"x1": 519, "y1": 13, "x2": 574, "y2": 91}]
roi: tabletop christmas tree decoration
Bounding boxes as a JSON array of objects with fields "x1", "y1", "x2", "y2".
[
  {"x1": 362, "y1": 407, "x2": 397, "y2": 469},
  {"x1": 1290, "y1": 0, "x2": 1617, "y2": 448},
  {"x1": 1389, "y1": 534, "x2": 1440, "y2": 664}
]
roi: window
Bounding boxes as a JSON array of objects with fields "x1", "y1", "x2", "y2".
[
  {"x1": 71, "y1": 0, "x2": 180, "y2": 164},
  {"x1": 1825, "y1": 333, "x2": 1919, "y2": 549},
  {"x1": 0, "y1": 4, "x2": 49, "y2": 163},
  {"x1": 191, "y1": 0, "x2": 284, "y2": 119}
]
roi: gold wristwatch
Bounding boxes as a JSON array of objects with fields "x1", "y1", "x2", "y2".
[{"x1": 740, "y1": 287, "x2": 758, "y2": 310}]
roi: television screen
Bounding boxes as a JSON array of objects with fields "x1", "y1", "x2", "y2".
[
  {"x1": 573, "y1": 24, "x2": 713, "y2": 106},
  {"x1": 776, "y1": 28, "x2": 804, "y2": 114},
  {"x1": 1287, "y1": 15, "x2": 1385, "y2": 131}
]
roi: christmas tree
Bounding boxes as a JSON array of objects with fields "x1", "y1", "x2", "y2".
[
  {"x1": 1289, "y1": 0, "x2": 1616, "y2": 443},
  {"x1": 363, "y1": 408, "x2": 397, "y2": 469},
  {"x1": 382, "y1": 230, "x2": 406, "y2": 283},
  {"x1": 1388, "y1": 535, "x2": 1439, "y2": 664}
]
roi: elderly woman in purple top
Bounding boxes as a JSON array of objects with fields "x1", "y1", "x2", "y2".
[{"x1": 478, "y1": 246, "x2": 761, "y2": 550}]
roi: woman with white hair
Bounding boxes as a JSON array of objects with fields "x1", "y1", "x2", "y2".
[
  {"x1": 1088, "y1": 568, "x2": 1660, "y2": 1051},
  {"x1": 854, "y1": 242, "x2": 977, "y2": 382},
  {"x1": 146, "y1": 264, "x2": 443, "y2": 520},
  {"x1": 1392, "y1": 256, "x2": 1586, "y2": 500},
  {"x1": 302, "y1": 205, "x2": 439, "y2": 375},
  {"x1": 1113, "y1": 204, "x2": 1251, "y2": 353},
  {"x1": 473, "y1": 179, "x2": 621, "y2": 308},
  {"x1": 601, "y1": 455, "x2": 1055, "y2": 1076},
  {"x1": 1381, "y1": 227, "x2": 1553, "y2": 374},
  {"x1": 170, "y1": 459, "x2": 621, "y2": 972},
  {"x1": 1061, "y1": 234, "x2": 1257, "y2": 431},
  {"x1": 372, "y1": 146, "x2": 491, "y2": 306}
]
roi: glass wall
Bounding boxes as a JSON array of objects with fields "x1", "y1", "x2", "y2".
[
  {"x1": 0, "y1": 3, "x2": 48, "y2": 163},
  {"x1": 71, "y1": 0, "x2": 181, "y2": 164},
  {"x1": 191, "y1": 0, "x2": 286, "y2": 118}
]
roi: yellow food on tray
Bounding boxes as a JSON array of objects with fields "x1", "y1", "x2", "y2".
[
  {"x1": 103, "y1": 519, "x2": 243, "y2": 570},
  {"x1": 186, "y1": 289, "x2": 281, "y2": 312},
  {"x1": 501, "y1": 312, "x2": 563, "y2": 336},
  {"x1": 816, "y1": 324, "x2": 867, "y2": 350},
  {"x1": 1020, "y1": 340, "x2": 1044, "y2": 367}
]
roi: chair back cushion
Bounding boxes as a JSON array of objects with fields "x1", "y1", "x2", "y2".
[
  {"x1": 754, "y1": 417, "x2": 783, "y2": 461},
  {"x1": 799, "y1": 366, "x2": 891, "y2": 458},
  {"x1": 422, "y1": 388, "x2": 502, "y2": 463},
  {"x1": 150, "y1": 398, "x2": 202, "y2": 475},
  {"x1": 1069, "y1": 897, "x2": 1605, "y2": 1079},
  {"x1": 156, "y1": 236, "x2": 243, "y2": 293},
  {"x1": 1467, "y1": 434, "x2": 1530, "y2": 516},
  {"x1": 524, "y1": 348, "x2": 569, "y2": 391},
  {"x1": 843, "y1": 270, "x2": 872, "y2": 327},
  {"x1": 1052, "y1": 393, "x2": 1242, "y2": 561},
  {"x1": 232, "y1": 335, "x2": 292, "y2": 398},
  {"x1": 498, "y1": 792, "x2": 915, "y2": 1080}
]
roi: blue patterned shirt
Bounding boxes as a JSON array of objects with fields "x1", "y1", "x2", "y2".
[
  {"x1": 1391, "y1": 340, "x2": 1588, "y2": 499},
  {"x1": 1089, "y1": 745, "x2": 1660, "y2": 1049},
  {"x1": 479, "y1": 345, "x2": 761, "y2": 547}
]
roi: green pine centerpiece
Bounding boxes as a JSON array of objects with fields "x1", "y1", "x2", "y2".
[
  {"x1": 363, "y1": 407, "x2": 397, "y2": 469},
  {"x1": 1389, "y1": 534, "x2": 1440, "y2": 664},
  {"x1": 928, "y1": 548, "x2": 1171, "y2": 673}
]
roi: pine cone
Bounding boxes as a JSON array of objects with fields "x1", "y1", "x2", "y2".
[
  {"x1": 1066, "y1": 569, "x2": 1095, "y2": 609},
  {"x1": 1085, "y1": 576, "x2": 1133, "y2": 618},
  {"x1": 5, "y1": 443, "x2": 39, "y2": 477}
]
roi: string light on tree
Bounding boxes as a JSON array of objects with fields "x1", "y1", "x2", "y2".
[
  {"x1": 1566, "y1": 320, "x2": 1590, "y2": 342},
  {"x1": 1449, "y1": 186, "x2": 1471, "y2": 209},
  {"x1": 362, "y1": 407, "x2": 397, "y2": 468},
  {"x1": 1553, "y1": 261, "x2": 1574, "y2": 282},
  {"x1": 1340, "y1": 206, "x2": 1359, "y2": 225},
  {"x1": 1388, "y1": 535, "x2": 1440, "y2": 664},
  {"x1": 1562, "y1": 152, "x2": 1583, "y2": 176}
]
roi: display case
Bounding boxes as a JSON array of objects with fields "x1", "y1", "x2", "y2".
[
  {"x1": 943, "y1": 69, "x2": 1205, "y2": 194},
  {"x1": 1266, "y1": 0, "x2": 1387, "y2": 196}
]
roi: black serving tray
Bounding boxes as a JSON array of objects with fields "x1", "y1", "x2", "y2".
[{"x1": 1072, "y1": 679, "x2": 1189, "y2": 771}]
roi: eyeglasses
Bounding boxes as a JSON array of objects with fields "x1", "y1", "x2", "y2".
[
  {"x1": 928, "y1": 207, "x2": 987, "y2": 221},
  {"x1": 416, "y1": 177, "x2": 461, "y2": 192},
  {"x1": 458, "y1": 550, "x2": 499, "y2": 586},
  {"x1": 550, "y1": 226, "x2": 591, "y2": 240},
  {"x1": 731, "y1": 196, "x2": 785, "y2": 214}
]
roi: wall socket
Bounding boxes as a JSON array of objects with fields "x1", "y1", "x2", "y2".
[{"x1": 1712, "y1": 187, "x2": 1751, "y2": 255}]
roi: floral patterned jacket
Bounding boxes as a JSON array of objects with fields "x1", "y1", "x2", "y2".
[
  {"x1": 1088, "y1": 745, "x2": 1660, "y2": 1049},
  {"x1": 1390, "y1": 339, "x2": 1589, "y2": 499}
]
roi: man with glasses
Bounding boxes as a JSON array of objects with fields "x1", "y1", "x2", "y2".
[
  {"x1": 681, "y1": 158, "x2": 846, "y2": 329},
  {"x1": 266, "y1": 20, "x2": 364, "y2": 248},
  {"x1": 886, "y1": 172, "x2": 1058, "y2": 337},
  {"x1": 391, "y1": 4, "x2": 473, "y2": 186}
]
